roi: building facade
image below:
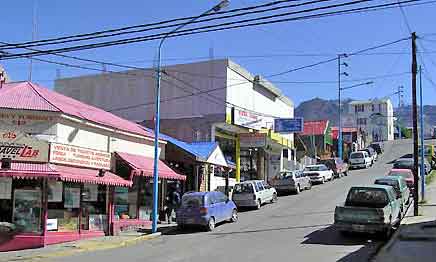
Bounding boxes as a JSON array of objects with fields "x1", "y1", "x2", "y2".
[
  {"x1": 347, "y1": 99, "x2": 394, "y2": 142},
  {"x1": 54, "y1": 59, "x2": 295, "y2": 183},
  {"x1": 0, "y1": 82, "x2": 185, "y2": 251}
]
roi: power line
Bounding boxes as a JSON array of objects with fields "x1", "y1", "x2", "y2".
[
  {"x1": 0, "y1": 0, "x2": 309, "y2": 49},
  {"x1": 397, "y1": 0, "x2": 414, "y2": 34},
  {"x1": 1, "y1": 0, "x2": 432, "y2": 60}
]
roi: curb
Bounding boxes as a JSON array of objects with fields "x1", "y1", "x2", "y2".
[{"x1": 4, "y1": 232, "x2": 162, "y2": 262}]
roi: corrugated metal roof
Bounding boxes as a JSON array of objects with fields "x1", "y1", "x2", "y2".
[{"x1": 0, "y1": 82, "x2": 153, "y2": 138}]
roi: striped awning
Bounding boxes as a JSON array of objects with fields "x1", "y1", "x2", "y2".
[{"x1": 0, "y1": 162, "x2": 131, "y2": 187}]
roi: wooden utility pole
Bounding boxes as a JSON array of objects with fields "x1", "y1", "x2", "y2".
[{"x1": 411, "y1": 32, "x2": 419, "y2": 216}]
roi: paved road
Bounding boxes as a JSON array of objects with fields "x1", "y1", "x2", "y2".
[{"x1": 54, "y1": 140, "x2": 416, "y2": 262}]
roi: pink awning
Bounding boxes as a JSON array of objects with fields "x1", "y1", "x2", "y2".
[
  {"x1": 0, "y1": 162, "x2": 131, "y2": 187},
  {"x1": 115, "y1": 152, "x2": 186, "y2": 181},
  {"x1": 52, "y1": 164, "x2": 132, "y2": 187}
]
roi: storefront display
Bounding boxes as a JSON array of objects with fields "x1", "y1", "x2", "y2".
[
  {"x1": 12, "y1": 189, "x2": 42, "y2": 233},
  {"x1": 0, "y1": 178, "x2": 12, "y2": 199},
  {"x1": 64, "y1": 187, "x2": 80, "y2": 208},
  {"x1": 82, "y1": 184, "x2": 98, "y2": 202},
  {"x1": 47, "y1": 181, "x2": 63, "y2": 202}
]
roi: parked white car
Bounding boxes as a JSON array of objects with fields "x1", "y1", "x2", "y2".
[
  {"x1": 232, "y1": 180, "x2": 278, "y2": 209},
  {"x1": 349, "y1": 151, "x2": 372, "y2": 169},
  {"x1": 303, "y1": 164, "x2": 334, "y2": 184}
]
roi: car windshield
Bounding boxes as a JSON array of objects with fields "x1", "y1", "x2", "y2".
[
  {"x1": 233, "y1": 183, "x2": 254, "y2": 194},
  {"x1": 350, "y1": 152, "x2": 364, "y2": 159},
  {"x1": 394, "y1": 160, "x2": 413, "y2": 168},
  {"x1": 346, "y1": 188, "x2": 389, "y2": 208},
  {"x1": 181, "y1": 195, "x2": 204, "y2": 208},
  {"x1": 305, "y1": 166, "x2": 321, "y2": 171},
  {"x1": 389, "y1": 172, "x2": 413, "y2": 179}
]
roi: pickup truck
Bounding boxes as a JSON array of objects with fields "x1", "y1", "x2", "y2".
[
  {"x1": 318, "y1": 158, "x2": 348, "y2": 178},
  {"x1": 334, "y1": 185, "x2": 402, "y2": 238}
]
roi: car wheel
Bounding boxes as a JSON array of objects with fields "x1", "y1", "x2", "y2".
[
  {"x1": 271, "y1": 193, "x2": 278, "y2": 203},
  {"x1": 307, "y1": 181, "x2": 312, "y2": 190},
  {"x1": 383, "y1": 227, "x2": 393, "y2": 240},
  {"x1": 256, "y1": 199, "x2": 261, "y2": 210},
  {"x1": 230, "y1": 209, "x2": 238, "y2": 223},
  {"x1": 321, "y1": 177, "x2": 325, "y2": 184},
  {"x1": 295, "y1": 185, "x2": 300, "y2": 194},
  {"x1": 206, "y1": 217, "x2": 215, "y2": 231},
  {"x1": 344, "y1": 171, "x2": 348, "y2": 176}
]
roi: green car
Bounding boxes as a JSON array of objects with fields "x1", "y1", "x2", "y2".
[
  {"x1": 374, "y1": 176, "x2": 410, "y2": 213},
  {"x1": 335, "y1": 185, "x2": 402, "y2": 238}
]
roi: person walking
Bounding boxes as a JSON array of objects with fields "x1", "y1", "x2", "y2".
[{"x1": 166, "y1": 184, "x2": 181, "y2": 224}]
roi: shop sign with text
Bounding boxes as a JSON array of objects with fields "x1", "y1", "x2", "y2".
[
  {"x1": 232, "y1": 108, "x2": 273, "y2": 130},
  {"x1": 0, "y1": 130, "x2": 49, "y2": 162},
  {"x1": 239, "y1": 133, "x2": 266, "y2": 148},
  {"x1": 49, "y1": 143, "x2": 111, "y2": 170}
]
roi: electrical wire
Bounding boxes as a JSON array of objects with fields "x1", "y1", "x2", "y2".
[
  {"x1": 397, "y1": 0, "x2": 414, "y2": 34},
  {"x1": 0, "y1": 0, "x2": 336, "y2": 50},
  {"x1": 1, "y1": 0, "x2": 432, "y2": 60},
  {"x1": 0, "y1": 0, "x2": 309, "y2": 49}
]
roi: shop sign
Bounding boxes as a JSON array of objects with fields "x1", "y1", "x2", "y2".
[
  {"x1": 0, "y1": 130, "x2": 49, "y2": 162},
  {"x1": 232, "y1": 108, "x2": 273, "y2": 130},
  {"x1": 46, "y1": 219, "x2": 58, "y2": 231},
  {"x1": 0, "y1": 177, "x2": 12, "y2": 199},
  {"x1": 274, "y1": 118, "x2": 304, "y2": 133},
  {"x1": 239, "y1": 133, "x2": 266, "y2": 148},
  {"x1": 0, "y1": 112, "x2": 57, "y2": 126},
  {"x1": 206, "y1": 147, "x2": 228, "y2": 167},
  {"x1": 49, "y1": 143, "x2": 111, "y2": 170}
]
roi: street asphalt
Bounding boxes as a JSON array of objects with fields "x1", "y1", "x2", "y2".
[{"x1": 53, "y1": 139, "x2": 420, "y2": 262}]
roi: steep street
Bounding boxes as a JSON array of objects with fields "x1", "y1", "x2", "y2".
[{"x1": 53, "y1": 140, "x2": 415, "y2": 262}]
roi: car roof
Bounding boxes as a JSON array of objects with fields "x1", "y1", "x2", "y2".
[
  {"x1": 390, "y1": 168, "x2": 413, "y2": 173},
  {"x1": 396, "y1": 158, "x2": 414, "y2": 162},
  {"x1": 237, "y1": 180, "x2": 264, "y2": 184},
  {"x1": 350, "y1": 185, "x2": 394, "y2": 191},
  {"x1": 183, "y1": 191, "x2": 207, "y2": 197},
  {"x1": 306, "y1": 164, "x2": 325, "y2": 167}
]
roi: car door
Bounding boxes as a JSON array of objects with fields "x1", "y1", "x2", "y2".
[
  {"x1": 213, "y1": 192, "x2": 227, "y2": 222},
  {"x1": 262, "y1": 181, "x2": 273, "y2": 201},
  {"x1": 257, "y1": 181, "x2": 267, "y2": 202},
  {"x1": 206, "y1": 193, "x2": 220, "y2": 222},
  {"x1": 253, "y1": 182, "x2": 262, "y2": 203}
]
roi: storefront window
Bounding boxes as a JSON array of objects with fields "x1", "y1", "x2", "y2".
[
  {"x1": 81, "y1": 184, "x2": 107, "y2": 231},
  {"x1": 12, "y1": 179, "x2": 43, "y2": 233},
  {"x1": 0, "y1": 177, "x2": 13, "y2": 224},
  {"x1": 47, "y1": 182, "x2": 80, "y2": 232},
  {"x1": 139, "y1": 178, "x2": 153, "y2": 220},
  {"x1": 114, "y1": 178, "x2": 138, "y2": 220}
]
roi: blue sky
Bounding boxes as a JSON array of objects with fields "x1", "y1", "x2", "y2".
[{"x1": 2, "y1": 0, "x2": 436, "y2": 107}]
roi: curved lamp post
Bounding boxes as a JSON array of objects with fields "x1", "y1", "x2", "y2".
[{"x1": 151, "y1": 0, "x2": 230, "y2": 233}]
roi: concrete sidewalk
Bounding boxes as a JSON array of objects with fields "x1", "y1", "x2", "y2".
[
  {"x1": 373, "y1": 181, "x2": 436, "y2": 262},
  {"x1": 0, "y1": 224, "x2": 176, "y2": 262}
]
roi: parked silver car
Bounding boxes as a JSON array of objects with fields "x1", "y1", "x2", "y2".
[{"x1": 270, "y1": 170, "x2": 312, "y2": 194}]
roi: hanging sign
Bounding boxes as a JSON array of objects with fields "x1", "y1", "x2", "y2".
[
  {"x1": 274, "y1": 118, "x2": 304, "y2": 133},
  {"x1": 239, "y1": 133, "x2": 266, "y2": 148},
  {"x1": 0, "y1": 130, "x2": 49, "y2": 162},
  {"x1": 49, "y1": 143, "x2": 111, "y2": 170}
]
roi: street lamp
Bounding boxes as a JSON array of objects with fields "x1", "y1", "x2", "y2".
[
  {"x1": 338, "y1": 80, "x2": 374, "y2": 158},
  {"x1": 151, "y1": 0, "x2": 230, "y2": 234}
]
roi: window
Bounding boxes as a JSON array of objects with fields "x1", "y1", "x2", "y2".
[
  {"x1": 182, "y1": 195, "x2": 204, "y2": 208},
  {"x1": 215, "y1": 192, "x2": 228, "y2": 203},
  {"x1": 254, "y1": 182, "x2": 260, "y2": 192},
  {"x1": 355, "y1": 104, "x2": 365, "y2": 112},
  {"x1": 282, "y1": 149, "x2": 289, "y2": 158},
  {"x1": 233, "y1": 183, "x2": 254, "y2": 194},
  {"x1": 346, "y1": 188, "x2": 389, "y2": 208},
  {"x1": 357, "y1": 118, "x2": 367, "y2": 125},
  {"x1": 379, "y1": 104, "x2": 382, "y2": 112},
  {"x1": 207, "y1": 193, "x2": 216, "y2": 205},
  {"x1": 257, "y1": 182, "x2": 265, "y2": 191},
  {"x1": 372, "y1": 104, "x2": 375, "y2": 112}
]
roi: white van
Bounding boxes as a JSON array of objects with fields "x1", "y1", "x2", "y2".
[
  {"x1": 231, "y1": 180, "x2": 277, "y2": 209},
  {"x1": 349, "y1": 151, "x2": 372, "y2": 169}
]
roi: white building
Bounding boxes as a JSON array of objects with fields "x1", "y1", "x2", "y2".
[
  {"x1": 347, "y1": 98, "x2": 395, "y2": 142},
  {"x1": 55, "y1": 59, "x2": 295, "y2": 183}
]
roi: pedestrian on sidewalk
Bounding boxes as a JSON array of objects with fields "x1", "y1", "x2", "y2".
[{"x1": 166, "y1": 183, "x2": 181, "y2": 224}]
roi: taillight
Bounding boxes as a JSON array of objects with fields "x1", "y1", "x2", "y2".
[{"x1": 199, "y1": 207, "x2": 208, "y2": 215}]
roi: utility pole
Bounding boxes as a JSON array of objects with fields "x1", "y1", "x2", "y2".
[
  {"x1": 397, "y1": 86, "x2": 404, "y2": 139},
  {"x1": 419, "y1": 65, "x2": 425, "y2": 201},
  {"x1": 411, "y1": 32, "x2": 419, "y2": 216},
  {"x1": 338, "y1": 54, "x2": 349, "y2": 160}
]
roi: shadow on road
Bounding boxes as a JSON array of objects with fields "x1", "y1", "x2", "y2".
[
  {"x1": 301, "y1": 225, "x2": 383, "y2": 262},
  {"x1": 210, "y1": 223, "x2": 331, "y2": 236},
  {"x1": 269, "y1": 210, "x2": 334, "y2": 219}
]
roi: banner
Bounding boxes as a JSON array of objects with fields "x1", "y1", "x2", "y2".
[{"x1": 232, "y1": 108, "x2": 274, "y2": 130}]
